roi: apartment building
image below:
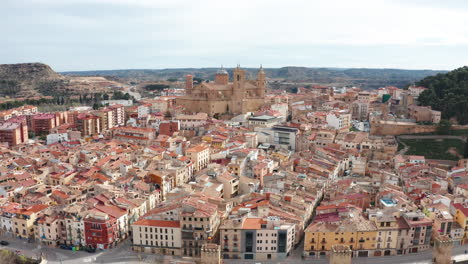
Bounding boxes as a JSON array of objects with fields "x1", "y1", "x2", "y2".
[
  {"x1": 220, "y1": 216, "x2": 295, "y2": 261},
  {"x1": 0, "y1": 121, "x2": 28, "y2": 147},
  {"x1": 186, "y1": 144, "x2": 210, "y2": 172},
  {"x1": 13, "y1": 204, "x2": 49, "y2": 239},
  {"x1": 31, "y1": 113, "x2": 56, "y2": 134},
  {"x1": 132, "y1": 219, "x2": 181, "y2": 255},
  {"x1": 326, "y1": 110, "x2": 351, "y2": 131}
]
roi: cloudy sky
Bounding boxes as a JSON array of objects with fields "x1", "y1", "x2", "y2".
[{"x1": 2, "y1": 0, "x2": 468, "y2": 71}]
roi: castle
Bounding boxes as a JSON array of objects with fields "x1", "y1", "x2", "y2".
[{"x1": 176, "y1": 65, "x2": 266, "y2": 116}]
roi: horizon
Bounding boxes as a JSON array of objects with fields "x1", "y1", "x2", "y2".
[
  {"x1": 3, "y1": 0, "x2": 468, "y2": 71},
  {"x1": 57, "y1": 65, "x2": 449, "y2": 73}
]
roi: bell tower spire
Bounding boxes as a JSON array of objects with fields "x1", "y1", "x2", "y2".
[{"x1": 256, "y1": 64, "x2": 266, "y2": 97}]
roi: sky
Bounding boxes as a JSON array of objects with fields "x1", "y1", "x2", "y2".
[{"x1": 2, "y1": 0, "x2": 468, "y2": 71}]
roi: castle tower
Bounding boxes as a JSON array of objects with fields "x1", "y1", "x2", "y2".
[
  {"x1": 185, "y1": 75, "x2": 193, "y2": 95},
  {"x1": 432, "y1": 236, "x2": 453, "y2": 264},
  {"x1": 200, "y1": 243, "x2": 221, "y2": 264},
  {"x1": 215, "y1": 66, "x2": 229, "y2": 85},
  {"x1": 330, "y1": 245, "x2": 352, "y2": 264},
  {"x1": 256, "y1": 65, "x2": 266, "y2": 97}
]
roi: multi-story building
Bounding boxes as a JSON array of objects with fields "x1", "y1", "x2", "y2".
[
  {"x1": 186, "y1": 144, "x2": 210, "y2": 172},
  {"x1": 83, "y1": 211, "x2": 118, "y2": 249},
  {"x1": 76, "y1": 113, "x2": 101, "y2": 136},
  {"x1": 368, "y1": 210, "x2": 399, "y2": 256},
  {"x1": 35, "y1": 215, "x2": 61, "y2": 246},
  {"x1": 304, "y1": 208, "x2": 377, "y2": 258},
  {"x1": 111, "y1": 127, "x2": 155, "y2": 144},
  {"x1": 13, "y1": 204, "x2": 49, "y2": 239},
  {"x1": 107, "y1": 104, "x2": 125, "y2": 127},
  {"x1": 0, "y1": 121, "x2": 28, "y2": 147},
  {"x1": 94, "y1": 108, "x2": 114, "y2": 131},
  {"x1": 351, "y1": 100, "x2": 369, "y2": 121},
  {"x1": 174, "y1": 113, "x2": 208, "y2": 131},
  {"x1": 31, "y1": 113, "x2": 56, "y2": 135},
  {"x1": 326, "y1": 110, "x2": 351, "y2": 131},
  {"x1": 452, "y1": 202, "x2": 468, "y2": 245},
  {"x1": 132, "y1": 219, "x2": 181, "y2": 255},
  {"x1": 401, "y1": 211, "x2": 433, "y2": 253},
  {"x1": 220, "y1": 216, "x2": 295, "y2": 261},
  {"x1": 255, "y1": 125, "x2": 299, "y2": 151}
]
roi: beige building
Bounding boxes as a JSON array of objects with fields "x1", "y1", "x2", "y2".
[
  {"x1": 369, "y1": 211, "x2": 399, "y2": 256},
  {"x1": 94, "y1": 109, "x2": 114, "y2": 131},
  {"x1": 13, "y1": 204, "x2": 49, "y2": 239},
  {"x1": 132, "y1": 219, "x2": 182, "y2": 255},
  {"x1": 176, "y1": 66, "x2": 266, "y2": 116},
  {"x1": 186, "y1": 144, "x2": 210, "y2": 172}
]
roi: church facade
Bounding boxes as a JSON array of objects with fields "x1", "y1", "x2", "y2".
[{"x1": 176, "y1": 66, "x2": 266, "y2": 116}]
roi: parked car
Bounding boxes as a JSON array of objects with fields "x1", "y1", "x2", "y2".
[
  {"x1": 85, "y1": 247, "x2": 96, "y2": 253},
  {"x1": 0, "y1": 241, "x2": 9, "y2": 246},
  {"x1": 59, "y1": 245, "x2": 72, "y2": 250}
]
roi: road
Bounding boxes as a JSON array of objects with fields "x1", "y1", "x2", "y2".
[
  {"x1": 1, "y1": 234, "x2": 467, "y2": 264},
  {"x1": 0, "y1": 235, "x2": 171, "y2": 264},
  {"x1": 224, "y1": 246, "x2": 468, "y2": 264}
]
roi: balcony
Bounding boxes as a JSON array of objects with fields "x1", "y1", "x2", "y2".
[
  {"x1": 359, "y1": 239, "x2": 365, "y2": 243},
  {"x1": 321, "y1": 240, "x2": 327, "y2": 244},
  {"x1": 182, "y1": 227, "x2": 194, "y2": 232}
]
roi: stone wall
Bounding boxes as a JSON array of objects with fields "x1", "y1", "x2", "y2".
[{"x1": 370, "y1": 120, "x2": 437, "y2": 135}]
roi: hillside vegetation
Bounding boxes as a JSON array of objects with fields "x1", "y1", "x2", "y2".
[
  {"x1": 417, "y1": 66, "x2": 468, "y2": 124},
  {"x1": 0, "y1": 63, "x2": 65, "y2": 97}
]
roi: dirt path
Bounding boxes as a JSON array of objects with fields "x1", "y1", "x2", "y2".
[
  {"x1": 397, "y1": 137, "x2": 409, "y2": 155},
  {"x1": 398, "y1": 135, "x2": 467, "y2": 142}
]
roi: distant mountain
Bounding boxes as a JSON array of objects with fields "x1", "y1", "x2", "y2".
[
  {"x1": 417, "y1": 66, "x2": 468, "y2": 124},
  {"x1": 62, "y1": 67, "x2": 447, "y2": 89},
  {"x1": 0, "y1": 63, "x2": 65, "y2": 97}
]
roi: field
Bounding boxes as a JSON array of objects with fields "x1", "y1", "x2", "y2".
[{"x1": 398, "y1": 138, "x2": 465, "y2": 160}]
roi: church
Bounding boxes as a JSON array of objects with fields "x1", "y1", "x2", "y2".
[{"x1": 176, "y1": 65, "x2": 266, "y2": 117}]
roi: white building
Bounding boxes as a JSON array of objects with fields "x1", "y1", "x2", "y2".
[{"x1": 326, "y1": 110, "x2": 351, "y2": 131}]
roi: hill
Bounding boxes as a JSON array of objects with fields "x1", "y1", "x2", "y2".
[
  {"x1": 0, "y1": 63, "x2": 66, "y2": 97},
  {"x1": 62, "y1": 67, "x2": 446, "y2": 89},
  {"x1": 417, "y1": 66, "x2": 468, "y2": 124},
  {"x1": 0, "y1": 63, "x2": 127, "y2": 98}
]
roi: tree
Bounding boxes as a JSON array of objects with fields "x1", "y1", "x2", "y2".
[
  {"x1": 464, "y1": 141, "x2": 468, "y2": 158},
  {"x1": 167, "y1": 78, "x2": 178, "y2": 82},
  {"x1": 144, "y1": 84, "x2": 169, "y2": 91},
  {"x1": 417, "y1": 66, "x2": 468, "y2": 124},
  {"x1": 436, "y1": 119, "x2": 451, "y2": 135}
]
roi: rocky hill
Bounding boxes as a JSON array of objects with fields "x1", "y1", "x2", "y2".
[
  {"x1": 0, "y1": 63, "x2": 66, "y2": 97},
  {"x1": 63, "y1": 67, "x2": 446, "y2": 89}
]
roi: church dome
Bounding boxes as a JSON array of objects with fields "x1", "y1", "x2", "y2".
[{"x1": 217, "y1": 66, "x2": 228, "y2": 75}]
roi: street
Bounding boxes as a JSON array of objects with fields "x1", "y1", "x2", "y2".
[{"x1": 1, "y1": 234, "x2": 467, "y2": 263}]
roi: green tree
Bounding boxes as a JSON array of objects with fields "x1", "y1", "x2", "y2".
[
  {"x1": 436, "y1": 119, "x2": 452, "y2": 135},
  {"x1": 464, "y1": 141, "x2": 468, "y2": 158}
]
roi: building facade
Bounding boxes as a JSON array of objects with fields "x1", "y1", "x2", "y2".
[{"x1": 176, "y1": 66, "x2": 266, "y2": 116}]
